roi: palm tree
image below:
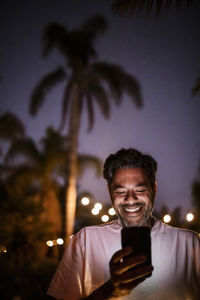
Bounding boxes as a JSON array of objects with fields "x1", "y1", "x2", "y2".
[
  {"x1": 191, "y1": 159, "x2": 200, "y2": 232},
  {"x1": 0, "y1": 111, "x2": 25, "y2": 156},
  {"x1": 111, "y1": 0, "x2": 193, "y2": 17},
  {"x1": 5, "y1": 126, "x2": 102, "y2": 237},
  {"x1": 30, "y1": 15, "x2": 143, "y2": 241}
]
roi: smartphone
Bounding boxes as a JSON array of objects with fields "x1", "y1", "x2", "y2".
[{"x1": 121, "y1": 226, "x2": 152, "y2": 277}]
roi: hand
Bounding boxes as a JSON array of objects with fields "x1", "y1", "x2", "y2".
[{"x1": 109, "y1": 246, "x2": 153, "y2": 298}]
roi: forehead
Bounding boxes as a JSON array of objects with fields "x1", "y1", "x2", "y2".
[{"x1": 111, "y1": 168, "x2": 149, "y2": 186}]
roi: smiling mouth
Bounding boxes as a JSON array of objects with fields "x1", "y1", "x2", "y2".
[
  {"x1": 124, "y1": 207, "x2": 141, "y2": 213},
  {"x1": 120, "y1": 204, "x2": 144, "y2": 215}
]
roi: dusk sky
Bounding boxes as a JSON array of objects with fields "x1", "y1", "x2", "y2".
[{"x1": 1, "y1": 0, "x2": 200, "y2": 217}]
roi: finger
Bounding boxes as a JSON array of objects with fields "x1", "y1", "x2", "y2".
[
  {"x1": 113, "y1": 255, "x2": 147, "y2": 275},
  {"x1": 116, "y1": 264, "x2": 154, "y2": 285},
  {"x1": 111, "y1": 246, "x2": 133, "y2": 264},
  {"x1": 119, "y1": 277, "x2": 146, "y2": 291}
]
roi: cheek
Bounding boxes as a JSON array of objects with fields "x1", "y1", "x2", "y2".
[{"x1": 111, "y1": 197, "x2": 122, "y2": 209}]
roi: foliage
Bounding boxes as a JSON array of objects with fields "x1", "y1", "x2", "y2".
[
  {"x1": 111, "y1": 0, "x2": 193, "y2": 17},
  {"x1": 0, "y1": 173, "x2": 55, "y2": 300},
  {"x1": 0, "y1": 111, "x2": 25, "y2": 157},
  {"x1": 191, "y1": 160, "x2": 200, "y2": 232},
  {"x1": 192, "y1": 77, "x2": 200, "y2": 97},
  {"x1": 30, "y1": 15, "x2": 142, "y2": 240},
  {"x1": 0, "y1": 115, "x2": 102, "y2": 298}
]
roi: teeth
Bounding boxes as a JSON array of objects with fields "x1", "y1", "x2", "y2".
[{"x1": 124, "y1": 207, "x2": 141, "y2": 213}]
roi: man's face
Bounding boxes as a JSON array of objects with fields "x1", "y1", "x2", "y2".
[{"x1": 109, "y1": 168, "x2": 156, "y2": 227}]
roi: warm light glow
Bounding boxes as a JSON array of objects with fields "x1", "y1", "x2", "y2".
[
  {"x1": 186, "y1": 213, "x2": 194, "y2": 222},
  {"x1": 0, "y1": 246, "x2": 7, "y2": 253},
  {"x1": 108, "y1": 208, "x2": 116, "y2": 216},
  {"x1": 91, "y1": 208, "x2": 99, "y2": 215},
  {"x1": 57, "y1": 238, "x2": 64, "y2": 245},
  {"x1": 94, "y1": 203, "x2": 102, "y2": 210},
  {"x1": 81, "y1": 197, "x2": 90, "y2": 205},
  {"x1": 163, "y1": 214, "x2": 171, "y2": 223},
  {"x1": 46, "y1": 240, "x2": 53, "y2": 247},
  {"x1": 101, "y1": 215, "x2": 109, "y2": 222}
]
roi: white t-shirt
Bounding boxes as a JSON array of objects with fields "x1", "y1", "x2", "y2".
[{"x1": 47, "y1": 219, "x2": 200, "y2": 299}]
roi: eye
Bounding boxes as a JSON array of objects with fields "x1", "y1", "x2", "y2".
[
  {"x1": 135, "y1": 189, "x2": 146, "y2": 193},
  {"x1": 115, "y1": 190, "x2": 126, "y2": 195}
]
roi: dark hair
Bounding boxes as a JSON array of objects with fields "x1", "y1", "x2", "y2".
[{"x1": 103, "y1": 148, "x2": 157, "y2": 189}]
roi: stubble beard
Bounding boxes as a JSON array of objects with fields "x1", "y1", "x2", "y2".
[{"x1": 116, "y1": 200, "x2": 154, "y2": 228}]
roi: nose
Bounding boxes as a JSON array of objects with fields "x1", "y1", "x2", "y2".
[{"x1": 124, "y1": 191, "x2": 138, "y2": 202}]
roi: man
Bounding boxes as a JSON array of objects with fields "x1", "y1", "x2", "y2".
[{"x1": 47, "y1": 148, "x2": 200, "y2": 299}]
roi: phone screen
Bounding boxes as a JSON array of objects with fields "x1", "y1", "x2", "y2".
[{"x1": 121, "y1": 226, "x2": 152, "y2": 276}]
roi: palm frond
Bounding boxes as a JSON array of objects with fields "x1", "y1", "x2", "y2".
[
  {"x1": 5, "y1": 138, "x2": 41, "y2": 165},
  {"x1": 192, "y1": 77, "x2": 200, "y2": 97},
  {"x1": 0, "y1": 163, "x2": 15, "y2": 179},
  {"x1": 45, "y1": 148, "x2": 67, "y2": 176},
  {"x1": 59, "y1": 78, "x2": 73, "y2": 131},
  {"x1": 88, "y1": 76, "x2": 110, "y2": 119},
  {"x1": 41, "y1": 126, "x2": 67, "y2": 153},
  {"x1": 77, "y1": 154, "x2": 102, "y2": 178},
  {"x1": 0, "y1": 112, "x2": 25, "y2": 140},
  {"x1": 81, "y1": 15, "x2": 108, "y2": 40},
  {"x1": 42, "y1": 23, "x2": 68, "y2": 57},
  {"x1": 93, "y1": 62, "x2": 143, "y2": 107},
  {"x1": 5, "y1": 164, "x2": 41, "y2": 199},
  {"x1": 30, "y1": 67, "x2": 66, "y2": 116},
  {"x1": 86, "y1": 94, "x2": 95, "y2": 132},
  {"x1": 111, "y1": 0, "x2": 193, "y2": 17}
]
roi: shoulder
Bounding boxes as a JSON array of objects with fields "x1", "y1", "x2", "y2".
[
  {"x1": 76, "y1": 219, "x2": 120, "y2": 236},
  {"x1": 152, "y1": 220, "x2": 199, "y2": 240},
  {"x1": 154, "y1": 219, "x2": 200, "y2": 241},
  {"x1": 71, "y1": 220, "x2": 122, "y2": 247}
]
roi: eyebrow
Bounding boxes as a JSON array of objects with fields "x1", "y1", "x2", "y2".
[{"x1": 112, "y1": 182, "x2": 148, "y2": 190}]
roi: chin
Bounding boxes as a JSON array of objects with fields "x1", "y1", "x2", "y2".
[{"x1": 120, "y1": 215, "x2": 150, "y2": 227}]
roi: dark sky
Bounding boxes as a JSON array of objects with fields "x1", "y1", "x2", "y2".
[{"x1": 1, "y1": 0, "x2": 200, "y2": 216}]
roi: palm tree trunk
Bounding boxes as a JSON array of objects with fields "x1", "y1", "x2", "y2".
[{"x1": 65, "y1": 83, "x2": 81, "y2": 243}]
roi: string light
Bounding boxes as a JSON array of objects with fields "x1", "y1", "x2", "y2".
[
  {"x1": 163, "y1": 214, "x2": 171, "y2": 223},
  {"x1": 81, "y1": 197, "x2": 90, "y2": 205},
  {"x1": 46, "y1": 240, "x2": 53, "y2": 247},
  {"x1": 57, "y1": 238, "x2": 64, "y2": 245},
  {"x1": 101, "y1": 215, "x2": 109, "y2": 222},
  {"x1": 186, "y1": 213, "x2": 194, "y2": 222},
  {"x1": 108, "y1": 208, "x2": 116, "y2": 216},
  {"x1": 91, "y1": 208, "x2": 99, "y2": 215},
  {"x1": 94, "y1": 203, "x2": 102, "y2": 210}
]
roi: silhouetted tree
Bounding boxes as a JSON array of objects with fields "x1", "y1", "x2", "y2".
[
  {"x1": 154, "y1": 204, "x2": 184, "y2": 228},
  {"x1": 5, "y1": 126, "x2": 102, "y2": 237},
  {"x1": 191, "y1": 159, "x2": 200, "y2": 232},
  {"x1": 30, "y1": 15, "x2": 142, "y2": 241},
  {"x1": 112, "y1": 0, "x2": 193, "y2": 17},
  {"x1": 192, "y1": 77, "x2": 200, "y2": 97},
  {"x1": 0, "y1": 111, "x2": 25, "y2": 156}
]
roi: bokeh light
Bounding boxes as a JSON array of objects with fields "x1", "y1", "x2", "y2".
[
  {"x1": 91, "y1": 208, "x2": 99, "y2": 215},
  {"x1": 163, "y1": 214, "x2": 171, "y2": 223},
  {"x1": 108, "y1": 208, "x2": 116, "y2": 215},
  {"x1": 101, "y1": 215, "x2": 109, "y2": 222},
  {"x1": 46, "y1": 240, "x2": 53, "y2": 247},
  {"x1": 57, "y1": 238, "x2": 64, "y2": 245},
  {"x1": 81, "y1": 197, "x2": 90, "y2": 206},
  {"x1": 94, "y1": 203, "x2": 102, "y2": 210},
  {"x1": 186, "y1": 213, "x2": 194, "y2": 222}
]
